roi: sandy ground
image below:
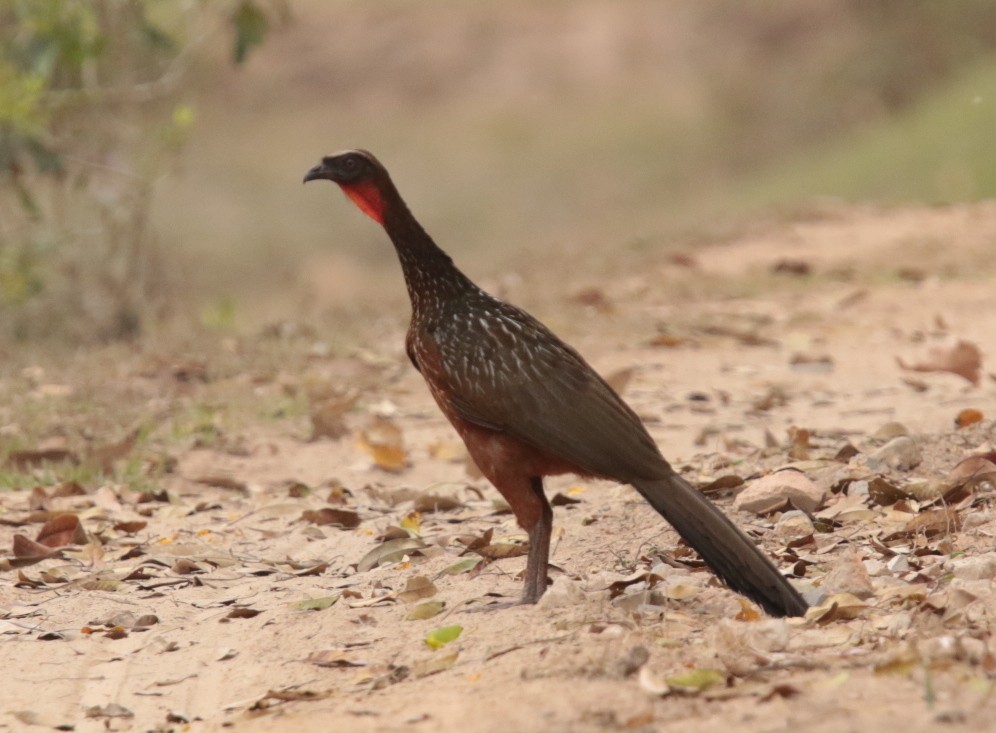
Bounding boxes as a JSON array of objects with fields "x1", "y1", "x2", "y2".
[{"x1": 2, "y1": 202, "x2": 996, "y2": 732}]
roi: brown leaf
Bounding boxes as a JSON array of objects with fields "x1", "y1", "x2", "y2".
[
  {"x1": 648, "y1": 332, "x2": 689, "y2": 348},
  {"x1": 294, "y1": 562, "x2": 330, "y2": 577},
  {"x1": 376, "y1": 525, "x2": 411, "y2": 542},
  {"x1": 52, "y1": 481, "x2": 86, "y2": 498},
  {"x1": 249, "y1": 688, "x2": 329, "y2": 710},
  {"x1": 357, "y1": 417, "x2": 407, "y2": 472},
  {"x1": 7, "y1": 447, "x2": 78, "y2": 471},
  {"x1": 412, "y1": 493, "x2": 462, "y2": 513},
  {"x1": 134, "y1": 614, "x2": 159, "y2": 628},
  {"x1": 310, "y1": 391, "x2": 357, "y2": 441},
  {"x1": 700, "y1": 324, "x2": 779, "y2": 347},
  {"x1": 954, "y1": 408, "x2": 984, "y2": 429},
  {"x1": 897, "y1": 339, "x2": 982, "y2": 385},
  {"x1": 192, "y1": 473, "x2": 248, "y2": 492},
  {"x1": 396, "y1": 575, "x2": 438, "y2": 603},
  {"x1": 787, "y1": 426, "x2": 810, "y2": 460},
  {"x1": 759, "y1": 683, "x2": 802, "y2": 701},
  {"x1": 752, "y1": 385, "x2": 789, "y2": 411},
  {"x1": 84, "y1": 703, "x2": 133, "y2": 719},
  {"x1": 550, "y1": 492, "x2": 582, "y2": 506},
  {"x1": 113, "y1": 520, "x2": 148, "y2": 534},
  {"x1": 171, "y1": 559, "x2": 204, "y2": 575},
  {"x1": 606, "y1": 571, "x2": 664, "y2": 599},
  {"x1": 604, "y1": 366, "x2": 636, "y2": 394},
  {"x1": 301, "y1": 508, "x2": 361, "y2": 529},
  {"x1": 287, "y1": 481, "x2": 311, "y2": 498},
  {"x1": 886, "y1": 508, "x2": 961, "y2": 541},
  {"x1": 16, "y1": 570, "x2": 45, "y2": 588},
  {"x1": 307, "y1": 649, "x2": 367, "y2": 668},
  {"x1": 476, "y1": 543, "x2": 528, "y2": 560},
  {"x1": 356, "y1": 537, "x2": 427, "y2": 573},
  {"x1": 428, "y1": 440, "x2": 466, "y2": 463},
  {"x1": 868, "y1": 477, "x2": 909, "y2": 506},
  {"x1": 326, "y1": 485, "x2": 352, "y2": 504},
  {"x1": 949, "y1": 455, "x2": 996, "y2": 483},
  {"x1": 27, "y1": 486, "x2": 49, "y2": 511},
  {"x1": 807, "y1": 593, "x2": 868, "y2": 624},
  {"x1": 224, "y1": 607, "x2": 262, "y2": 620},
  {"x1": 87, "y1": 429, "x2": 139, "y2": 474},
  {"x1": 700, "y1": 474, "x2": 744, "y2": 496},
  {"x1": 36, "y1": 514, "x2": 86, "y2": 548},
  {"x1": 771, "y1": 258, "x2": 811, "y2": 276},
  {"x1": 411, "y1": 651, "x2": 459, "y2": 678},
  {"x1": 734, "y1": 598, "x2": 761, "y2": 622},
  {"x1": 460, "y1": 528, "x2": 494, "y2": 552},
  {"x1": 832, "y1": 443, "x2": 860, "y2": 462},
  {"x1": 667, "y1": 252, "x2": 697, "y2": 268},
  {"x1": 571, "y1": 286, "x2": 614, "y2": 313}
]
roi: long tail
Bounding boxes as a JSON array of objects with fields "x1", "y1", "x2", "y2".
[{"x1": 631, "y1": 473, "x2": 808, "y2": 617}]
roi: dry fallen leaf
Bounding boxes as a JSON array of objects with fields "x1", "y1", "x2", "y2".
[
  {"x1": 427, "y1": 440, "x2": 466, "y2": 463},
  {"x1": 412, "y1": 492, "x2": 462, "y2": 513},
  {"x1": 357, "y1": 416, "x2": 408, "y2": 472},
  {"x1": 787, "y1": 426, "x2": 810, "y2": 460},
  {"x1": 771, "y1": 258, "x2": 811, "y2": 276},
  {"x1": 954, "y1": 408, "x2": 984, "y2": 429},
  {"x1": 356, "y1": 537, "x2": 427, "y2": 573},
  {"x1": 301, "y1": 507, "x2": 362, "y2": 529},
  {"x1": 665, "y1": 668, "x2": 726, "y2": 694},
  {"x1": 407, "y1": 600, "x2": 445, "y2": 620},
  {"x1": 550, "y1": 491, "x2": 583, "y2": 506},
  {"x1": 36, "y1": 514, "x2": 87, "y2": 548},
  {"x1": 476, "y1": 543, "x2": 528, "y2": 560},
  {"x1": 84, "y1": 703, "x2": 134, "y2": 719},
  {"x1": 949, "y1": 455, "x2": 996, "y2": 483},
  {"x1": 411, "y1": 650, "x2": 459, "y2": 678},
  {"x1": 397, "y1": 575, "x2": 438, "y2": 603},
  {"x1": 12, "y1": 534, "x2": 61, "y2": 561},
  {"x1": 113, "y1": 520, "x2": 148, "y2": 535},
  {"x1": 897, "y1": 338, "x2": 982, "y2": 385},
  {"x1": 895, "y1": 507, "x2": 961, "y2": 539},
  {"x1": 307, "y1": 649, "x2": 367, "y2": 668},
  {"x1": 6, "y1": 447, "x2": 79, "y2": 470},
  {"x1": 648, "y1": 332, "x2": 688, "y2": 348},
  {"x1": 293, "y1": 596, "x2": 339, "y2": 612},
  {"x1": 310, "y1": 390, "x2": 358, "y2": 440},
  {"x1": 807, "y1": 593, "x2": 868, "y2": 624},
  {"x1": 438, "y1": 557, "x2": 482, "y2": 576},
  {"x1": 604, "y1": 366, "x2": 636, "y2": 394},
  {"x1": 571, "y1": 286, "x2": 614, "y2": 313},
  {"x1": 87, "y1": 428, "x2": 139, "y2": 474}
]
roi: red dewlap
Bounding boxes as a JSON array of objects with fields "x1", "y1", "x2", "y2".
[{"x1": 339, "y1": 181, "x2": 385, "y2": 224}]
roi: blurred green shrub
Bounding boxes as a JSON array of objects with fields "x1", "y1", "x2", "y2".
[{"x1": 0, "y1": 0, "x2": 283, "y2": 341}]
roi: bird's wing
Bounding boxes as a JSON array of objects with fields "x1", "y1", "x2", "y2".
[{"x1": 433, "y1": 305, "x2": 667, "y2": 483}]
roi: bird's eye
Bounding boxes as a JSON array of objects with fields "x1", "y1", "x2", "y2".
[{"x1": 344, "y1": 157, "x2": 358, "y2": 170}]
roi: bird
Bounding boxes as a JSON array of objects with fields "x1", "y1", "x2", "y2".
[{"x1": 304, "y1": 149, "x2": 808, "y2": 617}]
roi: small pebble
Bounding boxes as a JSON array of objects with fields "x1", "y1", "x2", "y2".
[{"x1": 872, "y1": 436, "x2": 921, "y2": 471}]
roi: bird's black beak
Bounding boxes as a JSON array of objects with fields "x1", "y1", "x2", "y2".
[{"x1": 303, "y1": 161, "x2": 331, "y2": 184}]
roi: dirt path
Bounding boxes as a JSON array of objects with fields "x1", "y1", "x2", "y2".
[{"x1": 2, "y1": 203, "x2": 995, "y2": 732}]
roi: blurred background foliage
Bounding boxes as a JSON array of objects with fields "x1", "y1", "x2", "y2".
[
  {"x1": 1, "y1": 0, "x2": 995, "y2": 342},
  {"x1": 0, "y1": 0, "x2": 284, "y2": 340}
]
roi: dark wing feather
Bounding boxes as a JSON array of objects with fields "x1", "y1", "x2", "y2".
[{"x1": 433, "y1": 301, "x2": 668, "y2": 483}]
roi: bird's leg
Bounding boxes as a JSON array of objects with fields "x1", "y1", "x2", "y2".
[{"x1": 521, "y1": 476, "x2": 553, "y2": 604}]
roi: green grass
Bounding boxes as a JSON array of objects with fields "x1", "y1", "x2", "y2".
[{"x1": 732, "y1": 58, "x2": 996, "y2": 212}]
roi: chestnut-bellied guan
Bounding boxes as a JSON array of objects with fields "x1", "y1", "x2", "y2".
[{"x1": 304, "y1": 150, "x2": 807, "y2": 617}]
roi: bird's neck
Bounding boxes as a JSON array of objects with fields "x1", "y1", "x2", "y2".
[{"x1": 381, "y1": 195, "x2": 475, "y2": 316}]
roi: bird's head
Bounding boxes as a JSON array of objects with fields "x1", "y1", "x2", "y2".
[{"x1": 303, "y1": 149, "x2": 390, "y2": 225}]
